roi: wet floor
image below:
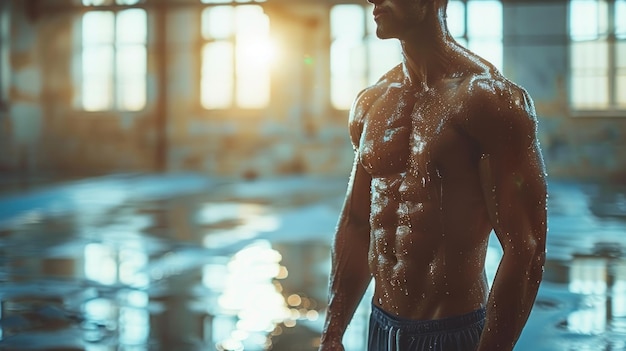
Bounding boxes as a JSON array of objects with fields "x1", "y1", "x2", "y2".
[{"x1": 0, "y1": 173, "x2": 625, "y2": 350}]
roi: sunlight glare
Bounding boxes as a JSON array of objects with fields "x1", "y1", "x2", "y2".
[{"x1": 201, "y1": 5, "x2": 274, "y2": 109}]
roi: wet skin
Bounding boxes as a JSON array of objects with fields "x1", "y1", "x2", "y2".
[
  {"x1": 320, "y1": 0, "x2": 547, "y2": 350},
  {"x1": 359, "y1": 66, "x2": 493, "y2": 319}
]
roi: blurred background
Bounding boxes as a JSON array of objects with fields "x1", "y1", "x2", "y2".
[{"x1": 0, "y1": 0, "x2": 625, "y2": 350}]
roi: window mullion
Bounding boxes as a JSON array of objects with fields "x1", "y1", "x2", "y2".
[
  {"x1": 232, "y1": 5, "x2": 240, "y2": 109},
  {"x1": 231, "y1": 20, "x2": 237, "y2": 109},
  {"x1": 363, "y1": 5, "x2": 371, "y2": 85},
  {"x1": 113, "y1": 10, "x2": 119, "y2": 111},
  {"x1": 464, "y1": 0, "x2": 469, "y2": 45},
  {"x1": 607, "y1": 0, "x2": 617, "y2": 109}
]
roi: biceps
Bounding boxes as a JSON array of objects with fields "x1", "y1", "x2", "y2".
[
  {"x1": 480, "y1": 144, "x2": 547, "y2": 249},
  {"x1": 506, "y1": 143, "x2": 547, "y2": 212}
]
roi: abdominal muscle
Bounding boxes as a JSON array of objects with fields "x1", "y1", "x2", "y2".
[{"x1": 368, "y1": 172, "x2": 490, "y2": 320}]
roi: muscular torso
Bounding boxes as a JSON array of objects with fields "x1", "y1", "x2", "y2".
[{"x1": 353, "y1": 65, "x2": 494, "y2": 319}]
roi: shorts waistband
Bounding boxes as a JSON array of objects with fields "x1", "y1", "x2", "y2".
[{"x1": 370, "y1": 303, "x2": 486, "y2": 334}]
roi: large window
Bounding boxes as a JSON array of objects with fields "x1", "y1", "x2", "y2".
[
  {"x1": 330, "y1": 1, "x2": 503, "y2": 110},
  {"x1": 330, "y1": 5, "x2": 402, "y2": 110},
  {"x1": 448, "y1": 0, "x2": 503, "y2": 71},
  {"x1": 201, "y1": 0, "x2": 273, "y2": 110},
  {"x1": 74, "y1": 0, "x2": 147, "y2": 111},
  {"x1": 569, "y1": 0, "x2": 626, "y2": 112}
]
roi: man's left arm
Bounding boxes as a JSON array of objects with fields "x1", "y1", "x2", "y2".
[{"x1": 469, "y1": 83, "x2": 548, "y2": 351}]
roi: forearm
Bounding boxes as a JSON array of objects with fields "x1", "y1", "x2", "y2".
[
  {"x1": 321, "y1": 225, "x2": 372, "y2": 343},
  {"x1": 477, "y1": 249, "x2": 544, "y2": 351}
]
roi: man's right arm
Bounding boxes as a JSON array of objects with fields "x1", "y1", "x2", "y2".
[{"x1": 319, "y1": 153, "x2": 373, "y2": 351}]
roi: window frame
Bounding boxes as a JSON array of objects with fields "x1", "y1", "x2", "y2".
[
  {"x1": 73, "y1": 1, "x2": 148, "y2": 112},
  {"x1": 568, "y1": 0, "x2": 626, "y2": 117},
  {"x1": 199, "y1": 2, "x2": 273, "y2": 112}
]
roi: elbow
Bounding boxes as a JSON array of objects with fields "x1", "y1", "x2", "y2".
[
  {"x1": 520, "y1": 237, "x2": 546, "y2": 284},
  {"x1": 529, "y1": 236, "x2": 546, "y2": 268},
  {"x1": 529, "y1": 249, "x2": 546, "y2": 288},
  {"x1": 355, "y1": 218, "x2": 371, "y2": 235},
  {"x1": 334, "y1": 215, "x2": 370, "y2": 252},
  {"x1": 533, "y1": 242, "x2": 546, "y2": 282},
  {"x1": 344, "y1": 213, "x2": 371, "y2": 236},
  {"x1": 504, "y1": 237, "x2": 546, "y2": 278}
]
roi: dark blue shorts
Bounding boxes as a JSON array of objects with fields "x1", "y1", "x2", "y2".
[{"x1": 367, "y1": 303, "x2": 486, "y2": 351}]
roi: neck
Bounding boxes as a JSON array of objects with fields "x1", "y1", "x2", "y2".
[{"x1": 399, "y1": 10, "x2": 454, "y2": 90}]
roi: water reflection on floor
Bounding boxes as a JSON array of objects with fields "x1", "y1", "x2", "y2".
[{"x1": 0, "y1": 174, "x2": 625, "y2": 350}]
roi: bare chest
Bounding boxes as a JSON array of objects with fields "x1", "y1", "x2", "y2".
[{"x1": 358, "y1": 89, "x2": 467, "y2": 177}]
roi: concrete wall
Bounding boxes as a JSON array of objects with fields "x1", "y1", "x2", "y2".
[
  {"x1": 0, "y1": 1, "x2": 625, "y2": 182},
  {"x1": 164, "y1": 3, "x2": 352, "y2": 178},
  {"x1": 1, "y1": 0, "x2": 159, "y2": 179},
  {"x1": 1, "y1": 1, "x2": 354, "y2": 181},
  {"x1": 504, "y1": 2, "x2": 626, "y2": 182}
]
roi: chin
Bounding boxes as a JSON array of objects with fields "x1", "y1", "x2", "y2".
[
  {"x1": 375, "y1": 22, "x2": 403, "y2": 40},
  {"x1": 375, "y1": 27, "x2": 397, "y2": 40}
]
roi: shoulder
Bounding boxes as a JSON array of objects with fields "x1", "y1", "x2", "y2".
[
  {"x1": 351, "y1": 63, "x2": 403, "y2": 113},
  {"x1": 469, "y1": 74, "x2": 535, "y2": 114},
  {"x1": 462, "y1": 73, "x2": 538, "y2": 151},
  {"x1": 348, "y1": 64, "x2": 403, "y2": 139}
]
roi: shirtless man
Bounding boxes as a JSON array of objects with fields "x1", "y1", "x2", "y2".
[{"x1": 318, "y1": 0, "x2": 547, "y2": 350}]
